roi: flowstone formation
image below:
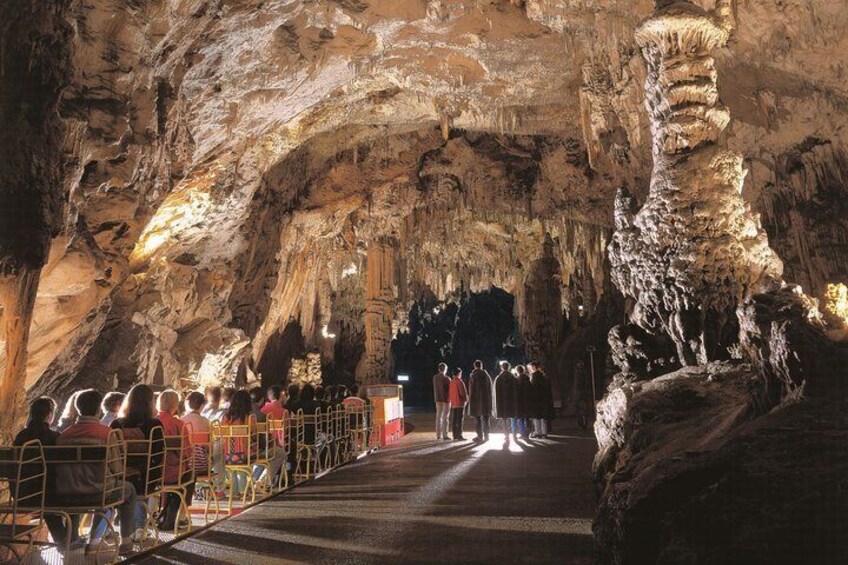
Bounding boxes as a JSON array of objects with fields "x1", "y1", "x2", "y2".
[{"x1": 608, "y1": 0, "x2": 782, "y2": 367}]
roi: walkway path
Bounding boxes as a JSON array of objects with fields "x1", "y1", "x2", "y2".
[{"x1": 138, "y1": 411, "x2": 598, "y2": 564}]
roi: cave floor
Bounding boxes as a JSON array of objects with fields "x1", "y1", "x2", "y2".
[{"x1": 138, "y1": 409, "x2": 598, "y2": 565}]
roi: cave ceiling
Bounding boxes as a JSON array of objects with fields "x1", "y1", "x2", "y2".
[{"x1": 3, "y1": 0, "x2": 847, "y2": 394}]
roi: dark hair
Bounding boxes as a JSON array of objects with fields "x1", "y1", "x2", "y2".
[
  {"x1": 500, "y1": 361, "x2": 511, "y2": 371},
  {"x1": 249, "y1": 386, "x2": 264, "y2": 404},
  {"x1": 286, "y1": 384, "x2": 300, "y2": 402},
  {"x1": 474, "y1": 360, "x2": 483, "y2": 369},
  {"x1": 453, "y1": 368, "x2": 462, "y2": 377},
  {"x1": 225, "y1": 390, "x2": 253, "y2": 423},
  {"x1": 516, "y1": 365, "x2": 527, "y2": 375},
  {"x1": 205, "y1": 386, "x2": 222, "y2": 404},
  {"x1": 101, "y1": 392, "x2": 125, "y2": 414},
  {"x1": 76, "y1": 389, "x2": 103, "y2": 418},
  {"x1": 186, "y1": 391, "x2": 206, "y2": 411},
  {"x1": 438, "y1": 363, "x2": 447, "y2": 372},
  {"x1": 267, "y1": 385, "x2": 282, "y2": 401},
  {"x1": 222, "y1": 387, "x2": 236, "y2": 401},
  {"x1": 27, "y1": 397, "x2": 56, "y2": 428},
  {"x1": 325, "y1": 385, "x2": 336, "y2": 401},
  {"x1": 337, "y1": 385, "x2": 348, "y2": 399},
  {"x1": 300, "y1": 384, "x2": 315, "y2": 402},
  {"x1": 315, "y1": 386, "x2": 326, "y2": 401},
  {"x1": 124, "y1": 384, "x2": 155, "y2": 426},
  {"x1": 349, "y1": 384, "x2": 359, "y2": 396}
]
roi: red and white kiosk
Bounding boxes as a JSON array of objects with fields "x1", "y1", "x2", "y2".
[{"x1": 363, "y1": 384, "x2": 405, "y2": 446}]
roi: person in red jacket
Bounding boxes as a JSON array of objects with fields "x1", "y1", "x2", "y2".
[{"x1": 449, "y1": 368, "x2": 468, "y2": 441}]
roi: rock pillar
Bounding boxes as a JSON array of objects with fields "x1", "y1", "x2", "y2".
[
  {"x1": 0, "y1": 1, "x2": 72, "y2": 437},
  {"x1": 356, "y1": 240, "x2": 396, "y2": 384},
  {"x1": 608, "y1": 1, "x2": 782, "y2": 366},
  {"x1": 519, "y1": 235, "x2": 563, "y2": 386}
]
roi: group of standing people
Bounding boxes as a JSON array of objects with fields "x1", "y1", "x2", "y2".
[{"x1": 432, "y1": 360, "x2": 554, "y2": 444}]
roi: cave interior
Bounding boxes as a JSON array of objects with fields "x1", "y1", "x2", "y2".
[{"x1": 1, "y1": 0, "x2": 848, "y2": 562}]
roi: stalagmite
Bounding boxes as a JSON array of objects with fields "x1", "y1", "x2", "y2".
[
  {"x1": 356, "y1": 239, "x2": 397, "y2": 384},
  {"x1": 608, "y1": 0, "x2": 782, "y2": 366}
]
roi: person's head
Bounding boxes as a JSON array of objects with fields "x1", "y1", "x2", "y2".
[
  {"x1": 300, "y1": 384, "x2": 315, "y2": 402},
  {"x1": 267, "y1": 385, "x2": 282, "y2": 402},
  {"x1": 205, "y1": 386, "x2": 222, "y2": 408},
  {"x1": 249, "y1": 386, "x2": 264, "y2": 405},
  {"x1": 225, "y1": 389, "x2": 254, "y2": 422},
  {"x1": 438, "y1": 362, "x2": 447, "y2": 374},
  {"x1": 222, "y1": 387, "x2": 236, "y2": 403},
  {"x1": 500, "y1": 361, "x2": 511, "y2": 372},
  {"x1": 60, "y1": 391, "x2": 83, "y2": 422},
  {"x1": 27, "y1": 397, "x2": 56, "y2": 428},
  {"x1": 337, "y1": 385, "x2": 348, "y2": 399},
  {"x1": 287, "y1": 384, "x2": 300, "y2": 403},
  {"x1": 315, "y1": 386, "x2": 326, "y2": 401},
  {"x1": 186, "y1": 391, "x2": 206, "y2": 413},
  {"x1": 123, "y1": 384, "x2": 156, "y2": 424},
  {"x1": 473, "y1": 360, "x2": 483, "y2": 370},
  {"x1": 453, "y1": 368, "x2": 462, "y2": 378},
  {"x1": 349, "y1": 384, "x2": 360, "y2": 397},
  {"x1": 528, "y1": 361, "x2": 539, "y2": 373},
  {"x1": 101, "y1": 392, "x2": 125, "y2": 415},
  {"x1": 75, "y1": 389, "x2": 103, "y2": 418},
  {"x1": 157, "y1": 389, "x2": 181, "y2": 415},
  {"x1": 516, "y1": 365, "x2": 526, "y2": 375}
]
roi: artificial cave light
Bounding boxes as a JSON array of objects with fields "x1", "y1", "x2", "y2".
[{"x1": 825, "y1": 283, "x2": 848, "y2": 327}]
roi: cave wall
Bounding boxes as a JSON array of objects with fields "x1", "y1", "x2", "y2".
[{"x1": 0, "y1": 0, "x2": 844, "y2": 417}]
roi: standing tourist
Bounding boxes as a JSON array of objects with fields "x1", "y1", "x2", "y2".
[
  {"x1": 448, "y1": 368, "x2": 468, "y2": 441},
  {"x1": 493, "y1": 361, "x2": 518, "y2": 446},
  {"x1": 528, "y1": 361, "x2": 553, "y2": 438},
  {"x1": 514, "y1": 365, "x2": 531, "y2": 439},
  {"x1": 467, "y1": 360, "x2": 493, "y2": 442},
  {"x1": 432, "y1": 363, "x2": 451, "y2": 440}
]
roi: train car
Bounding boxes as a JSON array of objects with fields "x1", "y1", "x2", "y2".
[{"x1": 363, "y1": 384, "x2": 405, "y2": 446}]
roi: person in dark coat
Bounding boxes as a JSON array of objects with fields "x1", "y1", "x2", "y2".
[
  {"x1": 467, "y1": 360, "x2": 493, "y2": 441},
  {"x1": 514, "y1": 365, "x2": 531, "y2": 439},
  {"x1": 493, "y1": 361, "x2": 518, "y2": 446},
  {"x1": 528, "y1": 361, "x2": 554, "y2": 438}
]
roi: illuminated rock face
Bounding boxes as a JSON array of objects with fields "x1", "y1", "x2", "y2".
[
  {"x1": 0, "y1": 0, "x2": 846, "y2": 420},
  {"x1": 609, "y1": 1, "x2": 782, "y2": 366}
]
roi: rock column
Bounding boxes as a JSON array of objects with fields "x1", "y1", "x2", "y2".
[
  {"x1": 0, "y1": 1, "x2": 72, "y2": 438},
  {"x1": 608, "y1": 1, "x2": 781, "y2": 366},
  {"x1": 356, "y1": 240, "x2": 397, "y2": 384}
]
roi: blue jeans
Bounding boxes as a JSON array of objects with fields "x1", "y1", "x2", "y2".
[
  {"x1": 510, "y1": 418, "x2": 527, "y2": 437},
  {"x1": 89, "y1": 481, "x2": 139, "y2": 540}
]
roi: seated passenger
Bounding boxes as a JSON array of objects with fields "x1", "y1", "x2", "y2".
[
  {"x1": 110, "y1": 384, "x2": 164, "y2": 497},
  {"x1": 58, "y1": 389, "x2": 138, "y2": 556},
  {"x1": 343, "y1": 384, "x2": 365, "y2": 408},
  {"x1": 99, "y1": 392, "x2": 125, "y2": 426},
  {"x1": 249, "y1": 386, "x2": 266, "y2": 422},
  {"x1": 14, "y1": 396, "x2": 59, "y2": 447},
  {"x1": 260, "y1": 385, "x2": 287, "y2": 420},
  {"x1": 201, "y1": 386, "x2": 225, "y2": 422},
  {"x1": 13, "y1": 398, "x2": 73, "y2": 549},
  {"x1": 284, "y1": 384, "x2": 300, "y2": 413},
  {"x1": 156, "y1": 390, "x2": 194, "y2": 531},
  {"x1": 56, "y1": 391, "x2": 83, "y2": 433},
  {"x1": 181, "y1": 391, "x2": 213, "y2": 472}
]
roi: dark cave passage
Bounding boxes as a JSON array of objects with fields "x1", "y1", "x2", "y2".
[{"x1": 391, "y1": 287, "x2": 525, "y2": 407}]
